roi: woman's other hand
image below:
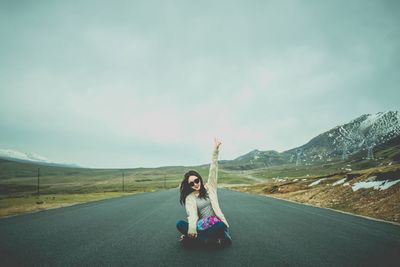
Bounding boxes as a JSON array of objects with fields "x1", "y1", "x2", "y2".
[
  {"x1": 188, "y1": 233, "x2": 197, "y2": 238},
  {"x1": 214, "y1": 137, "x2": 222, "y2": 150}
]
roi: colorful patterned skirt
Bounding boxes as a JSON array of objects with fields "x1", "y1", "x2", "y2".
[{"x1": 197, "y1": 216, "x2": 222, "y2": 231}]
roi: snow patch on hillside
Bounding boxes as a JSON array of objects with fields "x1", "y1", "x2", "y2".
[
  {"x1": 352, "y1": 179, "x2": 400, "y2": 191},
  {"x1": 308, "y1": 178, "x2": 326, "y2": 187},
  {"x1": 332, "y1": 178, "x2": 347, "y2": 186}
]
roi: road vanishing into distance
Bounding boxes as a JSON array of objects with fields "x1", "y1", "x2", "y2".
[{"x1": 1, "y1": 188, "x2": 399, "y2": 266}]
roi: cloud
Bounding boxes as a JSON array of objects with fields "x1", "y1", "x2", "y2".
[{"x1": 0, "y1": 0, "x2": 399, "y2": 167}]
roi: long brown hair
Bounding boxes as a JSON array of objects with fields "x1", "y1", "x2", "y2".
[{"x1": 179, "y1": 170, "x2": 208, "y2": 205}]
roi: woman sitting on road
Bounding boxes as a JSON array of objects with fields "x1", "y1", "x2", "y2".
[{"x1": 176, "y1": 137, "x2": 232, "y2": 248}]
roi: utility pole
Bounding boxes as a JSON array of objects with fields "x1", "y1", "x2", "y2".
[
  {"x1": 37, "y1": 168, "x2": 40, "y2": 197},
  {"x1": 122, "y1": 172, "x2": 125, "y2": 192}
]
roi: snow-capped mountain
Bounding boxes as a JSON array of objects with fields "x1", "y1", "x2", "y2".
[
  {"x1": 284, "y1": 111, "x2": 400, "y2": 162},
  {"x1": 224, "y1": 111, "x2": 400, "y2": 169},
  {"x1": 0, "y1": 149, "x2": 80, "y2": 168},
  {"x1": 0, "y1": 149, "x2": 52, "y2": 163}
]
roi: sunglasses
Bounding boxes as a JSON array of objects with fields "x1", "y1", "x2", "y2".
[{"x1": 188, "y1": 178, "x2": 200, "y2": 187}]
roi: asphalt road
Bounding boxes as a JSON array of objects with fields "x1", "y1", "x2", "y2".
[{"x1": 1, "y1": 188, "x2": 399, "y2": 267}]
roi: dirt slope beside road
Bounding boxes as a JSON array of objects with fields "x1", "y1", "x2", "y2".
[{"x1": 230, "y1": 164, "x2": 400, "y2": 223}]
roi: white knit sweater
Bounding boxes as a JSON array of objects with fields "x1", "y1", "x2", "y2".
[{"x1": 185, "y1": 147, "x2": 230, "y2": 235}]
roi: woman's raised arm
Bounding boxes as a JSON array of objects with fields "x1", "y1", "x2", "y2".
[{"x1": 207, "y1": 137, "x2": 222, "y2": 189}]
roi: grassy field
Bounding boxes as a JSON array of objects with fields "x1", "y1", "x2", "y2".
[
  {"x1": 0, "y1": 159, "x2": 257, "y2": 217},
  {"x1": 1, "y1": 157, "x2": 398, "y2": 219},
  {"x1": 0, "y1": 160, "x2": 255, "y2": 195},
  {"x1": 0, "y1": 192, "x2": 139, "y2": 218}
]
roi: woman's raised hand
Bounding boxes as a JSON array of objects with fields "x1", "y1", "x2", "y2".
[{"x1": 214, "y1": 137, "x2": 222, "y2": 150}]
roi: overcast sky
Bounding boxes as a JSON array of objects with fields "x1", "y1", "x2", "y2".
[{"x1": 0, "y1": 0, "x2": 399, "y2": 168}]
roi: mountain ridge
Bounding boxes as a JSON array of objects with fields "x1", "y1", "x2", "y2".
[
  {"x1": 0, "y1": 149, "x2": 80, "y2": 168},
  {"x1": 223, "y1": 111, "x2": 400, "y2": 170}
]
